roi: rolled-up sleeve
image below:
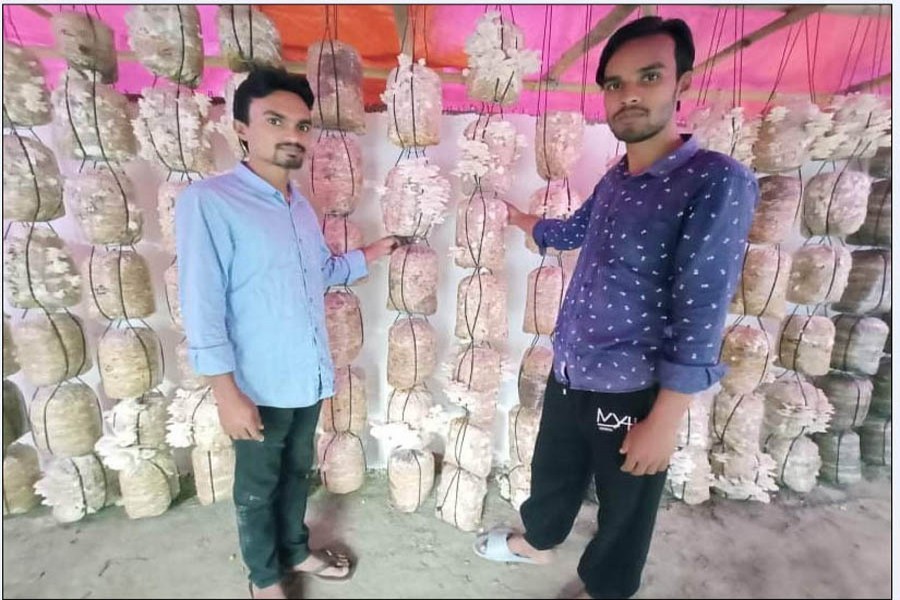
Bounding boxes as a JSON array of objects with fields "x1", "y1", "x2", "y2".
[
  {"x1": 175, "y1": 187, "x2": 236, "y2": 376},
  {"x1": 658, "y1": 170, "x2": 759, "y2": 393},
  {"x1": 532, "y1": 185, "x2": 598, "y2": 252},
  {"x1": 322, "y1": 247, "x2": 368, "y2": 287}
]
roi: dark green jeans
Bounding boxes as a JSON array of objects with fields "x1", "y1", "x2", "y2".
[{"x1": 232, "y1": 403, "x2": 320, "y2": 588}]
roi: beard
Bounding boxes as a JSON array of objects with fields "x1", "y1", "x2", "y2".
[
  {"x1": 273, "y1": 144, "x2": 305, "y2": 169},
  {"x1": 609, "y1": 96, "x2": 677, "y2": 144}
]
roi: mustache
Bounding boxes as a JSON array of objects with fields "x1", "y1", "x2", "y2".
[
  {"x1": 277, "y1": 143, "x2": 306, "y2": 153},
  {"x1": 614, "y1": 107, "x2": 648, "y2": 119}
]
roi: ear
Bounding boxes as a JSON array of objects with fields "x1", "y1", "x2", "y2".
[
  {"x1": 677, "y1": 71, "x2": 693, "y2": 99},
  {"x1": 234, "y1": 116, "x2": 247, "y2": 134}
]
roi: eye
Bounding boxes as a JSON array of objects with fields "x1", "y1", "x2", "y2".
[
  {"x1": 298, "y1": 123, "x2": 311, "y2": 133},
  {"x1": 642, "y1": 72, "x2": 661, "y2": 83},
  {"x1": 603, "y1": 81, "x2": 621, "y2": 92},
  {"x1": 267, "y1": 117, "x2": 282, "y2": 126}
]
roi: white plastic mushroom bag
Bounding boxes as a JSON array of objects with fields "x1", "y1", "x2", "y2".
[
  {"x1": 388, "y1": 448, "x2": 435, "y2": 513},
  {"x1": 445, "y1": 417, "x2": 493, "y2": 479},
  {"x1": 388, "y1": 244, "x2": 439, "y2": 315},
  {"x1": 216, "y1": 6, "x2": 282, "y2": 71},
  {"x1": 166, "y1": 387, "x2": 231, "y2": 451},
  {"x1": 386, "y1": 386, "x2": 433, "y2": 429},
  {"x1": 88, "y1": 249, "x2": 156, "y2": 319},
  {"x1": 2, "y1": 444, "x2": 41, "y2": 516},
  {"x1": 762, "y1": 379, "x2": 833, "y2": 439},
  {"x1": 801, "y1": 171, "x2": 872, "y2": 238},
  {"x1": 30, "y1": 382, "x2": 103, "y2": 458},
  {"x1": 388, "y1": 318, "x2": 437, "y2": 389},
  {"x1": 535, "y1": 111, "x2": 585, "y2": 181},
  {"x1": 66, "y1": 168, "x2": 143, "y2": 245},
  {"x1": 98, "y1": 327, "x2": 163, "y2": 399},
  {"x1": 3, "y1": 135, "x2": 63, "y2": 222},
  {"x1": 107, "y1": 392, "x2": 170, "y2": 448},
  {"x1": 317, "y1": 432, "x2": 366, "y2": 495},
  {"x1": 306, "y1": 40, "x2": 365, "y2": 133},
  {"x1": 786, "y1": 245, "x2": 851, "y2": 306},
  {"x1": 719, "y1": 325, "x2": 771, "y2": 395},
  {"x1": 52, "y1": 69, "x2": 136, "y2": 161},
  {"x1": 830, "y1": 315, "x2": 888, "y2": 375},
  {"x1": 435, "y1": 462, "x2": 488, "y2": 532},
  {"x1": 134, "y1": 88, "x2": 214, "y2": 174},
  {"x1": 320, "y1": 366, "x2": 367, "y2": 434},
  {"x1": 34, "y1": 454, "x2": 119, "y2": 523},
  {"x1": 2, "y1": 42, "x2": 52, "y2": 127},
  {"x1": 307, "y1": 134, "x2": 363, "y2": 215},
  {"x1": 4, "y1": 228, "x2": 82, "y2": 310},
  {"x1": 51, "y1": 11, "x2": 117, "y2": 82},
  {"x1": 3, "y1": 381, "x2": 27, "y2": 456},
  {"x1": 814, "y1": 431, "x2": 862, "y2": 486},
  {"x1": 192, "y1": 446, "x2": 236, "y2": 506},
  {"x1": 834, "y1": 249, "x2": 891, "y2": 315},
  {"x1": 125, "y1": 5, "x2": 204, "y2": 86},
  {"x1": 729, "y1": 246, "x2": 791, "y2": 319},
  {"x1": 710, "y1": 392, "x2": 764, "y2": 454},
  {"x1": 455, "y1": 273, "x2": 508, "y2": 344},
  {"x1": 764, "y1": 435, "x2": 822, "y2": 493},
  {"x1": 848, "y1": 180, "x2": 891, "y2": 247},
  {"x1": 777, "y1": 316, "x2": 835, "y2": 377},
  {"x1": 524, "y1": 266, "x2": 564, "y2": 336},
  {"x1": 463, "y1": 12, "x2": 540, "y2": 106},
  {"x1": 382, "y1": 54, "x2": 443, "y2": 148},
  {"x1": 116, "y1": 448, "x2": 181, "y2": 520},
  {"x1": 748, "y1": 176, "x2": 802, "y2": 244},
  {"x1": 158, "y1": 182, "x2": 189, "y2": 255},
  {"x1": 14, "y1": 312, "x2": 91, "y2": 386},
  {"x1": 379, "y1": 158, "x2": 451, "y2": 238},
  {"x1": 858, "y1": 416, "x2": 890, "y2": 467},
  {"x1": 454, "y1": 194, "x2": 508, "y2": 271},
  {"x1": 324, "y1": 290, "x2": 363, "y2": 368},
  {"x1": 814, "y1": 373, "x2": 872, "y2": 433},
  {"x1": 518, "y1": 346, "x2": 553, "y2": 409},
  {"x1": 508, "y1": 405, "x2": 540, "y2": 466}
]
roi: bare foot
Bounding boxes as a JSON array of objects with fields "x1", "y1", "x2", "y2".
[
  {"x1": 292, "y1": 550, "x2": 352, "y2": 579},
  {"x1": 250, "y1": 582, "x2": 286, "y2": 599},
  {"x1": 506, "y1": 533, "x2": 555, "y2": 565}
]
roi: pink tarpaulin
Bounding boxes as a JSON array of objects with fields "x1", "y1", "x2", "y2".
[{"x1": 2, "y1": 4, "x2": 891, "y2": 120}]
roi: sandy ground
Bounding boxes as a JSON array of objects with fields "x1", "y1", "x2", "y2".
[{"x1": 2, "y1": 470, "x2": 891, "y2": 599}]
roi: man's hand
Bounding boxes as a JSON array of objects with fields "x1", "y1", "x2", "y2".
[
  {"x1": 362, "y1": 235, "x2": 400, "y2": 264},
  {"x1": 620, "y1": 388, "x2": 693, "y2": 476},
  {"x1": 504, "y1": 201, "x2": 540, "y2": 237},
  {"x1": 209, "y1": 374, "x2": 264, "y2": 441},
  {"x1": 619, "y1": 418, "x2": 679, "y2": 476}
]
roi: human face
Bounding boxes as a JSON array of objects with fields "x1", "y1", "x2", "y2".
[
  {"x1": 600, "y1": 34, "x2": 691, "y2": 144},
  {"x1": 234, "y1": 90, "x2": 313, "y2": 170}
]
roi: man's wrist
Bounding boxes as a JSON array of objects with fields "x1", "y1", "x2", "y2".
[{"x1": 647, "y1": 387, "x2": 693, "y2": 428}]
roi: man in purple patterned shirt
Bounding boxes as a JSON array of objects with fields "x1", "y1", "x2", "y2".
[{"x1": 475, "y1": 17, "x2": 759, "y2": 599}]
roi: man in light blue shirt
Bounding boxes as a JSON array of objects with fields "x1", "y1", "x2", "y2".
[{"x1": 176, "y1": 67, "x2": 397, "y2": 599}]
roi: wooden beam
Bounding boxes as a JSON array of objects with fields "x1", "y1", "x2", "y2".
[
  {"x1": 392, "y1": 5, "x2": 411, "y2": 56},
  {"x1": 841, "y1": 71, "x2": 891, "y2": 94},
  {"x1": 547, "y1": 5, "x2": 639, "y2": 83},
  {"x1": 22, "y1": 43, "x2": 866, "y2": 103},
  {"x1": 24, "y1": 5, "x2": 51, "y2": 19},
  {"x1": 641, "y1": 6, "x2": 657, "y2": 17},
  {"x1": 694, "y1": 5, "x2": 825, "y2": 73},
  {"x1": 722, "y1": 4, "x2": 891, "y2": 17}
]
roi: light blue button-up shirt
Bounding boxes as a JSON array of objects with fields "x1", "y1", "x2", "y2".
[{"x1": 175, "y1": 162, "x2": 368, "y2": 408}]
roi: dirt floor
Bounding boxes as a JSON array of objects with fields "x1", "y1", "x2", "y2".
[{"x1": 2, "y1": 469, "x2": 892, "y2": 599}]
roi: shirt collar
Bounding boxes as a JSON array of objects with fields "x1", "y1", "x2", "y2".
[
  {"x1": 615, "y1": 134, "x2": 700, "y2": 179},
  {"x1": 233, "y1": 161, "x2": 302, "y2": 204}
]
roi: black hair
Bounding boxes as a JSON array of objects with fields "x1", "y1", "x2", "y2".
[
  {"x1": 233, "y1": 66, "x2": 315, "y2": 124},
  {"x1": 596, "y1": 16, "x2": 695, "y2": 85}
]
